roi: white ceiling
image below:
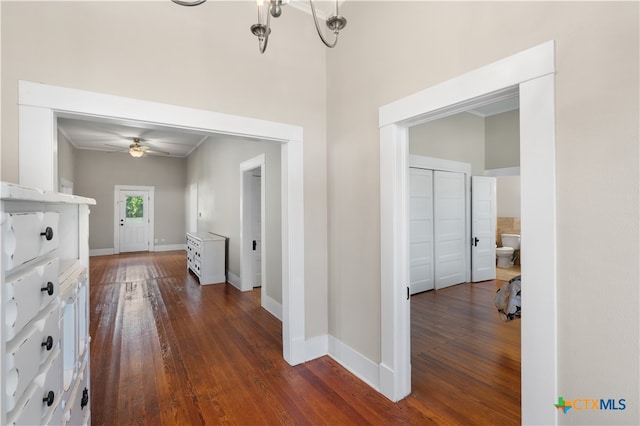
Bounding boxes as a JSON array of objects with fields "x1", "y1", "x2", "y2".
[{"x1": 58, "y1": 117, "x2": 213, "y2": 157}]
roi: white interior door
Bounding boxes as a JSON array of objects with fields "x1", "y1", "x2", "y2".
[
  {"x1": 471, "y1": 176, "x2": 497, "y2": 282},
  {"x1": 252, "y1": 174, "x2": 262, "y2": 287},
  {"x1": 434, "y1": 171, "x2": 466, "y2": 289},
  {"x1": 119, "y1": 190, "x2": 149, "y2": 252},
  {"x1": 409, "y1": 168, "x2": 435, "y2": 294}
]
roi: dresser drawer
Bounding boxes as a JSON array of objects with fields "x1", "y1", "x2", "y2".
[
  {"x1": 5, "y1": 258, "x2": 59, "y2": 341},
  {"x1": 61, "y1": 357, "x2": 90, "y2": 426},
  {"x1": 6, "y1": 349, "x2": 62, "y2": 426},
  {"x1": 5, "y1": 303, "x2": 61, "y2": 412},
  {"x1": 2, "y1": 212, "x2": 59, "y2": 271}
]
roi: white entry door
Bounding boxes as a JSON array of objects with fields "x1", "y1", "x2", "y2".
[
  {"x1": 409, "y1": 168, "x2": 435, "y2": 294},
  {"x1": 471, "y1": 176, "x2": 497, "y2": 281},
  {"x1": 434, "y1": 171, "x2": 466, "y2": 289},
  {"x1": 119, "y1": 190, "x2": 150, "y2": 252},
  {"x1": 252, "y1": 174, "x2": 262, "y2": 287}
]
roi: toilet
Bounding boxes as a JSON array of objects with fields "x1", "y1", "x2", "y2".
[{"x1": 496, "y1": 234, "x2": 520, "y2": 268}]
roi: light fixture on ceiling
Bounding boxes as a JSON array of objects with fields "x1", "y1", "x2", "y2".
[
  {"x1": 129, "y1": 138, "x2": 146, "y2": 158},
  {"x1": 171, "y1": 0, "x2": 347, "y2": 54}
]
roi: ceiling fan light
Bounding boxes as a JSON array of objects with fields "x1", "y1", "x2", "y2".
[{"x1": 129, "y1": 147, "x2": 145, "y2": 158}]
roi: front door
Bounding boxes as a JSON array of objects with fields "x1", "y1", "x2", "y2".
[
  {"x1": 471, "y1": 176, "x2": 497, "y2": 281},
  {"x1": 119, "y1": 190, "x2": 149, "y2": 252}
]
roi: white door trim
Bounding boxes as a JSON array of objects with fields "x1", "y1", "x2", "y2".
[
  {"x1": 240, "y1": 155, "x2": 266, "y2": 299},
  {"x1": 17, "y1": 81, "x2": 306, "y2": 366},
  {"x1": 114, "y1": 185, "x2": 155, "y2": 254},
  {"x1": 379, "y1": 40, "x2": 557, "y2": 426}
]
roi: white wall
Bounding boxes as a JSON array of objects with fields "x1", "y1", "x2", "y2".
[
  {"x1": 187, "y1": 137, "x2": 282, "y2": 303},
  {"x1": 409, "y1": 112, "x2": 485, "y2": 175},
  {"x1": 73, "y1": 149, "x2": 187, "y2": 250},
  {"x1": 485, "y1": 110, "x2": 520, "y2": 169},
  {"x1": 57, "y1": 129, "x2": 76, "y2": 190},
  {"x1": 1, "y1": 1, "x2": 328, "y2": 339},
  {"x1": 327, "y1": 2, "x2": 638, "y2": 424},
  {"x1": 496, "y1": 176, "x2": 521, "y2": 218}
]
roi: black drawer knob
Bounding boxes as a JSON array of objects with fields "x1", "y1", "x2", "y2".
[
  {"x1": 40, "y1": 227, "x2": 54, "y2": 241},
  {"x1": 41, "y1": 281, "x2": 54, "y2": 296},
  {"x1": 81, "y1": 388, "x2": 89, "y2": 409},
  {"x1": 42, "y1": 336, "x2": 54, "y2": 351},
  {"x1": 43, "y1": 390, "x2": 55, "y2": 407}
]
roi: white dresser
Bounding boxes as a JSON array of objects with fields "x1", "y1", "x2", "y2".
[
  {"x1": 1, "y1": 182, "x2": 95, "y2": 425},
  {"x1": 186, "y1": 232, "x2": 226, "y2": 285}
]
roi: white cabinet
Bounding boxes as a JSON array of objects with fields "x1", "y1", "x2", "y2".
[
  {"x1": 1, "y1": 182, "x2": 95, "y2": 425},
  {"x1": 186, "y1": 232, "x2": 226, "y2": 285}
]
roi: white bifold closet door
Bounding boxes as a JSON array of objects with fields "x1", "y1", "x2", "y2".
[
  {"x1": 409, "y1": 168, "x2": 435, "y2": 294},
  {"x1": 409, "y1": 168, "x2": 466, "y2": 294}
]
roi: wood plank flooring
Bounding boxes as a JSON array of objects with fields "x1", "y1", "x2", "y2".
[{"x1": 90, "y1": 251, "x2": 520, "y2": 425}]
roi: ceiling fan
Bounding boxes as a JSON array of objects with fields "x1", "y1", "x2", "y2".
[{"x1": 105, "y1": 138, "x2": 171, "y2": 158}]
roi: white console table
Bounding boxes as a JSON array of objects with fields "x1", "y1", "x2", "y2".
[{"x1": 186, "y1": 232, "x2": 226, "y2": 285}]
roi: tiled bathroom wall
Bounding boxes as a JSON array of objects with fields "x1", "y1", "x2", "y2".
[
  {"x1": 497, "y1": 216, "x2": 520, "y2": 265},
  {"x1": 497, "y1": 217, "x2": 521, "y2": 244}
]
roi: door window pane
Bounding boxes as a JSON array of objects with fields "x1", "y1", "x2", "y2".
[{"x1": 125, "y1": 196, "x2": 144, "y2": 222}]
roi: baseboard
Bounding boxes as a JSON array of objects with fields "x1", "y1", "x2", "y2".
[
  {"x1": 89, "y1": 248, "x2": 114, "y2": 256},
  {"x1": 154, "y1": 244, "x2": 186, "y2": 252},
  {"x1": 305, "y1": 334, "x2": 328, "y2": 362},
  {"x1": 227, "y1": 270, "x2": 241, "y2": 290},
  {"x1": 262, "y1": 293, "x2": 282, "y2": 321},
  {"x1": 328, "y1": 335, "x2": 380, "y2": 391}
]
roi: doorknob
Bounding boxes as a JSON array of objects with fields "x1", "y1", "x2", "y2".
[
  {"x1": 473, "y1": 237, "x2": 479, "y2": 247},
  {"x1": 253, "y1": 240, "x2": 257, "y2": 251}
]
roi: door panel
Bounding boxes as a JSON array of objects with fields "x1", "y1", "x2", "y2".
[
  {"x1": 434, "y1": 171, "x2": 466, "y2": 289},
  {"x1": 119, "y1": 190, "x2": 149, "y2": 253},
  {"x1": 471, "y1": 176, "x2": 497, "y2": 281},
  {"x1": 409, "y1": 168, "x2": 434, "y2": 294},
  {"x1": 252, "y1": 175, "x2": 262, "y2": 287}
]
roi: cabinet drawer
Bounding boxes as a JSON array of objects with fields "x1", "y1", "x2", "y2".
[
  {"x1": 2, "y1": 212, "x2": 59, "y2": 270},
  {"x1": 5, "y1": 303, "x2": 60, "y2": 412},
  {"x1": 61, "y1": 358, "x2": 90, "y2": 426},
  {"x1": 6, "y1": 349, "x2": 62, "y2": 426},
  {"x1": 5, "y1": 258, "x2": 59, "y2": 341}
]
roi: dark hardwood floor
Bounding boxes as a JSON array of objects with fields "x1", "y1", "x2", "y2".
[{"x1": 90, "y1": 251, "x2": 520, "y2": 425}]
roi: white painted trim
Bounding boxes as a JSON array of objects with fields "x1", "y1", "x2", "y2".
[
  {"x1": 519, "y1": 73, "x2": 557, "y2": 425},
  {"x1": 18, "y1": 81, "x2": 305, "y2": 367},
  {"x1": 262, "y1": 294, "x2": 283, "y2": 321},
  {"x1": 379, "y1": 40, "x2": 557, "y2": 426},
  {"x1": 154, "y1": 244, "x2": 186, "y2": 252},
  {"x1": 379, "y1": 41, "x2": 554, "y2": 127},
  {"x1": 328, "y1": 336, "x2": 380, "y2": 391},
  {"x1": 240, "y1": 155, "x2": 266, "y2": 297},
  {"x1": 113, "y1": 185, "x2": 155, "y2": 254},
  {"x1": 484, "y1": 166, "x2": 521, "y2": 177},
  {"x1": 226, "y1": 270, "x2": 241, "y2": 288},
  {"x1": 305, "y1": 334, "x2": 328, "y2": 362},
  {"x1": 281, "y1": 141, "x2": 306, "y2": 365},
  {"x1": 409, "y1": 155, "x2": 472, "y2": 284},
  {"x1": 89, "y1": 248, "x2": 115, "y2": 257}
]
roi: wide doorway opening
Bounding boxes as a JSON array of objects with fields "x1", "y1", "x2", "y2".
[
  {"x1": 379, "y1": 41, "x2": 557, "y2": 425},
  {"x1": 408, "y1": 96, "x2": 522, "y2": 423}
]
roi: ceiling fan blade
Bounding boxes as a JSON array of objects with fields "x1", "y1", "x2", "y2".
[{"x1": 145, "y1": 149, "x2": 172, "y2": 156}]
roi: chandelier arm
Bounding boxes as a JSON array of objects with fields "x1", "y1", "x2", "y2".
[
  {"x1": 309, "y1": 0, "x2": 339, "y2": 48},
  {"x1": 259, "y1": 9, "x2": 272, "y2": 54},
  {"x1": 171, "y1": 0, "x2": 207, "y2": 6}
]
